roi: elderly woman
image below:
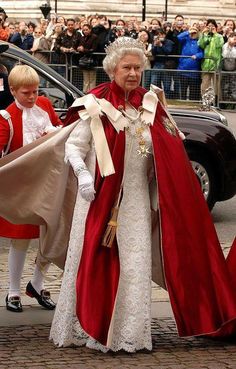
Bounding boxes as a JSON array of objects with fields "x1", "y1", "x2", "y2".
[{"x1": 49, "y1": 37, "x2": 236, "y2": 351}]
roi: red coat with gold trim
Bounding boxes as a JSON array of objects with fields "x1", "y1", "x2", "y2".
[{"x1": 0, "y1": 96, "x2": 61, "y2": 239}]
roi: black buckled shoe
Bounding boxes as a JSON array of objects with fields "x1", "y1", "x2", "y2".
[
  {"x1": 6, "y1": 295, "x2": 23, "y2": 312},
  {"x1": 26, "y1": 281, "x2": 56, "y2": 310}
]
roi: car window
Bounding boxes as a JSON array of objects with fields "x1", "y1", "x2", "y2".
[{"x1": 0, "y1": 53, "x2": 73, "y2": 116}]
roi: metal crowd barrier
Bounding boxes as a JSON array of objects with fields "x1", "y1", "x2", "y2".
[
  {"x1": 218, "y1": 69, "x2": 236, "y2": 109},
  {"x1": 27, "y1": 51, "x2": 236, "y2": 109}
]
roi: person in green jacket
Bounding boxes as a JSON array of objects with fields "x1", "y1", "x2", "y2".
[{"x1": 198, "y1": 19, "x2": 224, "y2": 97}]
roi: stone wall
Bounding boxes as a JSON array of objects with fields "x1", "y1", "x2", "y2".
[{"x1": 2, "y1": 0, "x2": 236, "y2": 24}]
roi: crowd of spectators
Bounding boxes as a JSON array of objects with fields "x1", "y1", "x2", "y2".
[{"x1": 1, "y1": 6, "x2": 236, "y2": 100}]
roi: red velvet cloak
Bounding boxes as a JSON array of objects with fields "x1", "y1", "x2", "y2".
[
  {"x1": 227, "y1": 237, "x2": 236, "y2": 287},
  {"x1": 74, "y1": 81, "x2": 236, "y2": 345}
]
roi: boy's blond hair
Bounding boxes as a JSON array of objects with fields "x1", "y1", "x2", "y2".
[{"x1": 8, "y1": 65, "x2": 40, "y2": 90}]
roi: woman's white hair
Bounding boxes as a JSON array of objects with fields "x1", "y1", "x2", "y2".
[{"x1": 103, "y1": 37, "x2": 147, "y2": 79}]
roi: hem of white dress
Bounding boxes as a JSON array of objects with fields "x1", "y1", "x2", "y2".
[{"x1": 50, "y1": 335, "x2": 152, "y2": 353}]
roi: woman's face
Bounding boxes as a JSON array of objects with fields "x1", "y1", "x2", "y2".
[
  {"x1": 82, "y1": 26, "x2": 91, "y2": 36},
  {"x1": 54, "y1": 24, "x2": 63, "y2": 34},
  {"x1": 207, "y1": 23, "x2": 217, "y2": 33},
  {"x1": 113, "y1": 54, "x2": 142, "y2": 92},
  {"x1": 116, "y1": 20, "x2": 125, "y2": 27},
  {"x1": 226, "y1": 20, "x2": 234, "y2": 30},
  {"x1": 57, "y1": 16, "x2": 66, "y2": 25},
  {"x1": 8, "y1": 24, "x2": 15, "y2": 34},
  {"x1": 28, "y1": 25, "x2": 34, "y2": 33},
  {"x1": 91, "y1": 18, "x2": 98, "y2": 27},
  {"x1": 151, "y1": 21, "x2": 160, "y2": 31},
  {"x1": 138, "y1": 30, "x2": 148, "y2": 42}
]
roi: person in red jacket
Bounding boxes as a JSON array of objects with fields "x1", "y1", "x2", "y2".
[
  {"x1": 0, "y1": 65, "x2": 61, "y2": 312},
  {"x1": 0, "y1": 7, "x2": 8, "y2": 41}
]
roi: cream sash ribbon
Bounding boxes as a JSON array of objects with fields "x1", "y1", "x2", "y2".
[
  {"x1": 71, "y1": 94, "x2": 115, "y2": 177},
  {"x1": 70, "y1": 89, "x2": 160, "y2": 176}
]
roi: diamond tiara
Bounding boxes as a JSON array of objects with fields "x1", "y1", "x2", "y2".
[{"x1": 105, "y1": 37, "x2": 146, "y2": 56}]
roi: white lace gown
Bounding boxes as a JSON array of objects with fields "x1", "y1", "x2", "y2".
[{"x1": 50, "y1": 113, "x2": 154, "y2": 352}]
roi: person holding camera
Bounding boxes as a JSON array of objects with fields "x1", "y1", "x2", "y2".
[
  {"x1": 165, "y1": 14, "x2": 185, "y2": 98},
  {"x1": 177, "y1": 26, "x2": 203, "y2": 100},
  {"x1": 198, "y1": 19, "x2": 224, "y2": 97},
  {"x1": 222, "y1": 19, "x2": 235, "y2": 43},
  {"x1": 91, "y1": 15, "x2": 110, "y2": 53},
  {"x1": 221, "y1": 33, "x2": 236, "y2": 102},
  {"x1": 126, "y1": 18, "x2": 139, "y2": 39},
  {"x1": 149, "y1": 18, "x2": 162, "y2": 41},
  {"x1": 151, "y1": 28, "x2": 174, "y2": 98},
  {"x1": 106, "y1": 19, "x2": 128, "y2": 44},
  {"x1": 45, "y1": 13, "x2": 58, "y2": 38},
  {"x1": 9, "y1": 22, "x2": 34, "y2": 50}
]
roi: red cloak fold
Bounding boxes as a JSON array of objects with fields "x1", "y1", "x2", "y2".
[
  {"x1": 76, "y1": 117, "x2": 124, "y2": 345},
  {"x1": 151, "y1": 104, "x2": 236, "y2": 338},
  {"x1": 227, "y1": 237, "x2": 236, "y2": 287}
]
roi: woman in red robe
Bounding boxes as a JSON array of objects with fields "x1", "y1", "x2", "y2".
[{"x1": 49, "y1": 37, "x2": 236, "y2": 351}]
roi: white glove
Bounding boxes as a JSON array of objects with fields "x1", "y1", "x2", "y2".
[
  {"x1": 78, "y1": 169, "x2": 95, "y2": 202},
  {"x1": 65, "y1": 135, "x2": 95, "y2": 201}
]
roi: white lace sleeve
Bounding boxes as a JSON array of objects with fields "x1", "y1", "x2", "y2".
[{"x1": 64, "y1": 118, "x2": 92, "y2": 175}]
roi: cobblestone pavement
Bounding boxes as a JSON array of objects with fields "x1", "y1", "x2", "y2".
[
  {"x1": 0, "y1": 238, "x2": 235, "y2": 369},
  {"x1": 0, "y1": 319, "x2": 236, "y2": 369}
]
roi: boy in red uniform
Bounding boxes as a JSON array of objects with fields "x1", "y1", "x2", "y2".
[{"x1": 0, "y1": 65, "x2": 61, "y2": 312}]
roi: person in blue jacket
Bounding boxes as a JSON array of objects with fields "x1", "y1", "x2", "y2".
[
  {"x1": 151, "y1": 28, "x2": 174, "y2": 98},
  {"x1": 9, "y1": 22, "x2": 33, "y2": 50},
  {"x1": 177, "y1": 26, "x2": 204, "y2": 100}
]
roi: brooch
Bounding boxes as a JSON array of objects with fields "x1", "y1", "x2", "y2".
[
  {"x1": 136, "y1": 127, "x2": 151, "y2": 157},
  {"x1": 162, "y1": 117, "x2": 177, "y2": 136}
]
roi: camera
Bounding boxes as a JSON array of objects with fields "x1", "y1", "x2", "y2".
[{"x1": 208, "y1": 26, "x2": 213, "y2": 37}]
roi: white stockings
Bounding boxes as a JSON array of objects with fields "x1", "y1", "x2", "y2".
[
  {"x1": 8, "y1": 240, "x2": 50, "y2": 297},
  {"x1": 8, "y1": 246, "x2": 27, "y2": 297}
]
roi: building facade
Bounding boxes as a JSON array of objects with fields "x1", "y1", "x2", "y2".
[{"x1": 2, "y1": 0, "x2": 236, "y2": 23}]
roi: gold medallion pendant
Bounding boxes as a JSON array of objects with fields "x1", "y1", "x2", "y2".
[{"x1": 136, "y1": 127, "x2": 151, "y2": 157}]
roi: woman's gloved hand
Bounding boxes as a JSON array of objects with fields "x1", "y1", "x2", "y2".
[{"x1": 78, "y1": 169, "x2": 95, "y2": 202}]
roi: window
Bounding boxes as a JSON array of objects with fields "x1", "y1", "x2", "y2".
[{"x1": 0, "y1": 53, "x2": 73, "y2": 117}]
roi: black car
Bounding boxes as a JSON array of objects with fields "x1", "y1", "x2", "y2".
[{"x1": 0, "y1": 41, "x2": 235, "y2": 210}]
